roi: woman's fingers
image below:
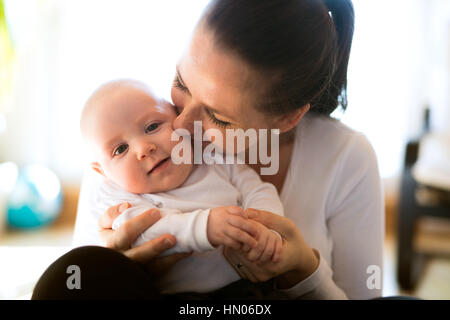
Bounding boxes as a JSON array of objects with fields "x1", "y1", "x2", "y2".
[
  {"x1": 98, "y1": 202, "x2": 131, "y2": 229},
  {"x1": 98, "y1": 228, "x2": 114, "y2": 247},
  {"x1": 272, "y1": 239, "x2": 282, "y2": 263},
  {"x1": 260, "y1": 237, "x2": 275, "y2": 263},
  {"x1": 124, "y1": 234, "x2": 176, "y2": 263},
  {"x1": 246, "y1": 235, "x2": 266, "y2": 262},
  {"x1": 110, "y1": 209, "x2": 161, "y2": 250},
  {"x1": 223, "y1": 247, "x2": 258, "y2": 282},
  {"x1": 246, "y1": 208, "x2": 294, "y2": 238}
]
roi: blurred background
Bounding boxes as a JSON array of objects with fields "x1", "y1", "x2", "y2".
[{"x1": 0, "y1": 0, "x2": 449, "y2": 300}]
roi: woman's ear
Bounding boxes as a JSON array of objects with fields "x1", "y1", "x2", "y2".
[
  {"x1": 273, "y1": 104, "x2": 310, "y2": 133},
  {"x1": 91, "y1": 162, "x2": 105, "y2": 176}
]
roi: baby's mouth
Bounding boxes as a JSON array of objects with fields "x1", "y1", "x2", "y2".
[{"x1": 147, "y1": 157, "x2": 170, "y2": 175}]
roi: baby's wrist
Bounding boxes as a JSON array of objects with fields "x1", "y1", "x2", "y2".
[{"x1": 206, "y1": 209, "x2": 220, "y2": 247}]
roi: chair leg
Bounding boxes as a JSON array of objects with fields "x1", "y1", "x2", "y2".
[
  {"x1": 397, "y1": 142, "x2": 423, "y2": 291},
  {"x1": 397, "y1": 202, "x2": 418, "y2": 291}
]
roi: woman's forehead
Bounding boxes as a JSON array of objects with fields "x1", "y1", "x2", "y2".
[{"x1": 178, "y1": 25, "x2": 262, "y2": 115}]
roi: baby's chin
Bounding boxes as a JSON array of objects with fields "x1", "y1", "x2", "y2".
[{"x1": 124, "y1": 163, "x2": 193, "y2": 194}]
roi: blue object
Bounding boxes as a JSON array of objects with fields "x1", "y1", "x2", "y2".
[{"x1": 6, "y1": 164, "x2": 63, "y2": 229}]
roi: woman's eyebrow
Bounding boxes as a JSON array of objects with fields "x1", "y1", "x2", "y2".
[{"x1": 176, "y1": 66, "x2": 236, "y2": 121}]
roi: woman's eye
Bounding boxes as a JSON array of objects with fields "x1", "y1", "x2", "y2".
[
  {"x1": 172, "y1": 75, "x2": 189, "y2": 93},
  {"x1": 145, "y1": 122, "x2": 160, "y2": 133},
  {"x1": 206, "y1": 109, "x2": 231, "y2": 128},
  {"x1": 113, "y1": 144, "x2": 128, "y2": 156}
]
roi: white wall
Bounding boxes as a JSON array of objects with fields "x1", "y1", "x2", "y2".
[
  {"x1": 0, "y1": 0, "x2": 448, "y2": 183},
  {"x1": 340, "y1": 0, "x2": 434, "y2": 178}
]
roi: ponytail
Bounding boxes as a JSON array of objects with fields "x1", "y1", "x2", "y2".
[{"x1": 313, "y1": 0, "x2": 355, "y2": 114}]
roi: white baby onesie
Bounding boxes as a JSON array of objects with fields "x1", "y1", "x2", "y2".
[{"x1": 93, "y1": 162, "x2": 284, "y2": 294}]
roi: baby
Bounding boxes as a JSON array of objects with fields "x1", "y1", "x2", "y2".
[{"x1": 80, "y1": 79, "x2": 284, "y2": 294}]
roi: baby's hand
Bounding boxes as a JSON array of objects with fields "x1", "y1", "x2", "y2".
[
  {"x1": 207, "y1": 206, "x2": 258, "y2": 250},
  {"x1": 244, "y1": 220, "x2": 283, "y2": 264}
]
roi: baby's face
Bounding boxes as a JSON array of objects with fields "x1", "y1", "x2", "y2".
[{"x1": 87, "y1": 86, "x2": 193, "y2": 194}]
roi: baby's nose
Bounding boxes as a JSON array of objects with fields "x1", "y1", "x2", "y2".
[{"x1": 137, "y1": 142, "x2": 156, "y2": 160}]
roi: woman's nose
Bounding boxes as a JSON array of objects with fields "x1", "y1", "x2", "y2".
[
  {"x1": 136, "y1": 141, "x2": 156, "y2": 160},
  {"x1": 172, "y1": 106, "x2": 198, "y2": 135}
]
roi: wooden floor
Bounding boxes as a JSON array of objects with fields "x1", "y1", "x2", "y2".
[{"x1": 383, "y1": 216, "x2": 450, "y2": 299}]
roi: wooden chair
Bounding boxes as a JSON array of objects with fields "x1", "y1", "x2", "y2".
[{"x1": 397, "y1": 111, "x2": 450, "y2": 290}]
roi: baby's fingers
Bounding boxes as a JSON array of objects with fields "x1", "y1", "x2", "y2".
[
  {"x1": 259, "y1": 237, "x2": 275, "y2": 263},
  {"x1": 221, "y1": 236, "x2": 243, "y2": 250},
  {"x1": 227, "y1": 216, "x2": 258, "y2": 237},
  {"x1": 246, "y1": 237, "x2": 266, "y2": 262},
  {"x1": 224, "y1": 226, "x2": 257, "y2": 249}
]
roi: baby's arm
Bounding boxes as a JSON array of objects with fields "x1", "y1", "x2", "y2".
[
  {"x1": 227, "y1": 164, "x2": 285, "y2": 263},
  {"x1": 97, "y1": 177, "x2": 258, "y2": 256},
  {"x1": 228, "y1": 164, "x2": 284, "y2": 216},
  {"x1": 114, "y1": 205, "x2": 259, "y2": 256},
  {"x1": 94, "y1": 177, "x2": 213, "y2": 254}
]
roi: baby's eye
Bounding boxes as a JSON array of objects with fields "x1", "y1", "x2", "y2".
[
  {"x1": 145, "y1": 122, "x2": 160, "y2": 133},
  {"x1": 113, "y1": 144, "x2": 128, "y2": 156}
]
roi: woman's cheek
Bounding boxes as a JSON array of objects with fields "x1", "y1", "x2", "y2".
[{"x1": 170, "y1": 89, "x2": 184, "y2": 108}]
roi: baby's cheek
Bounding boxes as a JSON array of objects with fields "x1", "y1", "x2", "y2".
[
  {"x1": 124, "y1": 168, "x2": 148, "y2": 193},
  {"x1": 107, "y1": 161, "x2": 142, "y2": 193}
]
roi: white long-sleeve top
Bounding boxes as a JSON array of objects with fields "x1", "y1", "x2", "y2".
[
  {"x1": 74, "y1": 113, "x2": 384, "y2": 299},
  {"x1": 73, "y1": 162, "x2": 284, "y2": 293},
  {"x1": 273, "y1": 114, "x2": 385, "y2": 300}
]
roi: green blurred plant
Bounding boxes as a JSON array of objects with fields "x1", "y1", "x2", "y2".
[{"x1": 0, "y1": 0, "x2": 14, "y2": 113}]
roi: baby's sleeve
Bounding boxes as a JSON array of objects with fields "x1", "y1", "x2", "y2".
[
  {"x1": 113, "y1": 205, "x2": 214, "y2": 255},
  {"x1": 74, "y1": 172, "x2": 214, "y2": 254},
  {"x1": 227, "y1": 164, "x2": 284, "y2": 216}
]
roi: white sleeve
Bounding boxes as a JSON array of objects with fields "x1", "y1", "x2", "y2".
[
  {"x1": 227, "y1": 164, "x2": 284, "y2": 216},
  {"x1": 112, "y1": 206, "x2": 214, "y2": 255},
  {"x1": 73, "y1": 169, "x2": 214, "y2": 254},
  {"x1": 72, "y1": 168, "x2": 106, "y2": 247},
  {"x1": 275, "y1": 134, "x2": 384, "y2": 300}
]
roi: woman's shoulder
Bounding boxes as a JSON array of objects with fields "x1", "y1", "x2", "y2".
[
  {"x1": 291, "y1": 113, "x2": 380, "y2": 192},
  {"x1": 296, "y1": 113, "x2": 376, "y2": 161}
]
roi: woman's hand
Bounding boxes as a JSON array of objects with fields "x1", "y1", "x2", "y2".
[
  {"x1": 98, "y1": 202, "x2": 191, "y2": 278},
  {"x1": 223, "y1": 208, "x2": 319, "y2": 289}
]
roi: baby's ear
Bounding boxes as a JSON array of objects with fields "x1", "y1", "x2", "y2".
[{"x1": 91, "y1": 162, "x2": 105, "y2": 176}]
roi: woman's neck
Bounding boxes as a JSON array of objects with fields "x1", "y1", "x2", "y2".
[{"x1": 248, "y1": 135, "x2": 295, "y2": 194}]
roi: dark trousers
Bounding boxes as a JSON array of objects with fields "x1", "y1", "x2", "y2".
[{"x1": 31, "y1": 246, "x2": 273, "y2": 300}]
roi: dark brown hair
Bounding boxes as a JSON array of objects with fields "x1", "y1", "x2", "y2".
[{"x1": 203, "y1": 0, "x2": 355, "y2": 116}]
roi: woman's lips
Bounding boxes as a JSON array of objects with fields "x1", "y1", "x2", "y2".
[{"x1": 148, "y1": 157, "x2": 170, "y2": 175}]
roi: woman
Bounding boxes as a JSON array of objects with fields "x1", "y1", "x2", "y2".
[{"x1": 33, "y1": 0, "x2": 384, "y2": 300}]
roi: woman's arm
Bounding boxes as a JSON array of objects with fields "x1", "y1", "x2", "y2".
[
  {"x1": 223, "y1": 134, "x2": 384, "y2": 300},
  {"x1": 322, "y1": 133, "x2": 384, "y2": 299}
]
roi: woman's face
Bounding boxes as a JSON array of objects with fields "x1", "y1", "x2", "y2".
[{"x1": 171, "y1": 23, "x2": 274, "y2": 154}]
